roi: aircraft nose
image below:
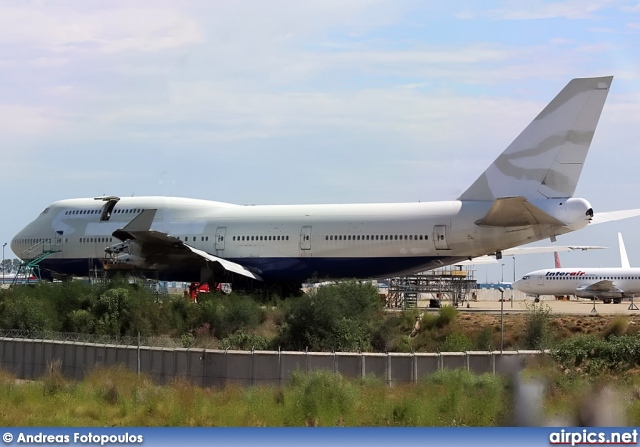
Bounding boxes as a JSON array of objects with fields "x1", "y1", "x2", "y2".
[
  {"x1": 512, "y1": 279, "x2": 525, "y2": 292},
  {"x1": 10, "y1": 228, "x2": 26, "y2": 258}
]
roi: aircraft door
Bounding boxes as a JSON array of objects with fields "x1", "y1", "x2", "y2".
[
  {"x1": 215, "y1": 227, "x2": 226, "y2": 254},
  {"x1": 433, "y1": 225, "x2": 450, "y2": 250},
  {"x1": 51, "y1": 230, "x2": 65, "y2": 258},
  {"x1": 538, "y1": 273, "x2": 544, "y2": 286},
  {"x1": 300, "y1": 226, "x2": 312, "y2": 251}
]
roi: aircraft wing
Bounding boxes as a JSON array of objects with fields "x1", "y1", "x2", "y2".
[
  {"x1": 110, "y1": 209, "x2": 262, "y2": 281},
  {"x1": 590, "y1": 209, "x2": 640, "y2": 225},
  {"x1": 576, "y1": 280, "x2": 620, "y2": 293},
  {"x1": 455, "y1": 245, "x2": 607, "y2": 266},
  {"x1": 502, "y1": 245, "x2": 607, "y2": 255}
]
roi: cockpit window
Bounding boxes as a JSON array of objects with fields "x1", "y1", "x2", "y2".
[
  {"x1": 41, "y1": 207, "x2": 50, "y2": 214},
  {"x1": 522, "y1": 275, "x2": 530, "y2": 280}
]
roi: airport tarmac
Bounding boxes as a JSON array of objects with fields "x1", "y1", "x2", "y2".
[{"x1": 419, "y1": 297, "x2": 640, "y2": 315}]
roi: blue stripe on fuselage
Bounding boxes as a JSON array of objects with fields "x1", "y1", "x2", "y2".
[{"x1": 35, "y1": 256, "x2": 467, "y2": 283}]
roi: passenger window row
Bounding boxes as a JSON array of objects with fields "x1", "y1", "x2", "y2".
[
  {"x1": 65, "y1": 209, "x2": 142, "y2": 215},
  {"x1": 232, "y1": 235, "x2": 290, "y2": 241},
  {"x1": 549, "y1": 276, "x2": 639, "y2": 280},
  {"x1": 15, "y1": 238, "x2": 53, "y2": 244},
  {"x1": 178, "y1": 237, "x2": 210, "y2": 242},
  {"x1": 79, "y1": 237, "x2": 114, "y2": 243},
  {"x1": 325, "y1": 234, "x2": 428, "y2": 241}
]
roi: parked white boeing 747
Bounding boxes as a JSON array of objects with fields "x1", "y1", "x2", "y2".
[
  {"x1": 10, "y1": 76, "x2": 640, "y2": 293},
  {"x1": 513, "y1": 233, "x2": 640, "y2": 304}
]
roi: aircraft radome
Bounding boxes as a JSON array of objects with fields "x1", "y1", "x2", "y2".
[{"x1": 11, "y1": 76, "x2": 640, "y2": 294}]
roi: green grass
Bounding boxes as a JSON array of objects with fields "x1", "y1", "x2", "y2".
[
  {"x1": 3, "y1": 364, "x2": 639, "y2": 426},
  {"x1": 0, "y1": 366, "x2": 509, "y2": 426}
]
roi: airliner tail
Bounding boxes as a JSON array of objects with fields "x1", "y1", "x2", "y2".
[{"x1": 459, "y1": 76, "x2": 613, "y2": 201}]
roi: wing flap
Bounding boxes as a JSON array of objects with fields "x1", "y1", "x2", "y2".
[
  {"x1": 184, "y1": 245, "x2": 263, "y2": 281},
  {"x1": 476, "y1": 197, "x2": 565, "y2": 227}
]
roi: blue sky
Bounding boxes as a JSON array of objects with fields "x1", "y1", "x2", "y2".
[{"x1": 2, "y1": 0, "x2": 640, "y2": 282}]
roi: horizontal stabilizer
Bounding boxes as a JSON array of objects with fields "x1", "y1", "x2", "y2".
[
  {"x1": 475, "y1": 197, "x2": 565, "y2": 227},
  {"x1": 185, "y1": 245, "x2": 263, "y2": 281},
  {"x1": 590, "y1": 209, "x2": 640, "y2": 225}
]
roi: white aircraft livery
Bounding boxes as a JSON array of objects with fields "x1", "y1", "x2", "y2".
[
  {"x1": 10, "y1": 76, "x2": 639, "y2": 291},
  {"x1": 513, "y1": 233, "x2": 640, "y2": 304}
]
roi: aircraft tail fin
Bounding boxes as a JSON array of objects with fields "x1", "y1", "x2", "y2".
[
  {"x1": 554, "y1": 252, "x2": 562, "y2": 269},
  {"x1": 459, "y1": 76, "x2": 613, "y2": 201},
  {"x1": 618, "y1": 232, "x2": 630, "y2": 269}
]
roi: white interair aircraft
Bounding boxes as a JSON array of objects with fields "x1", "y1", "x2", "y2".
[
  {"x1": 513, "y1": 233, "x2": 640, "y2": 304},
  {"x1": 10, "y1": 76, "x2": 640, "y2": 293}
]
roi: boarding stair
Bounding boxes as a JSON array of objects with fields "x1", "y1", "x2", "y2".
[{"x1": 12, "y1": 240, "x2": 62, "y2": 285}]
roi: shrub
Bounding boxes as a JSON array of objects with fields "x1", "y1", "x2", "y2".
[
  {"x1": 93, "y1": 288, "x2": 131, "y2": 336},
  {"x1": 168, "y1": 295, "x2": 202, "y2": 335},
  {"x1": 220, "y1": 330, "x2": 269, "y2": 350},
  {"x1": 436, "y1": 306, "x2": 458, "y2": 328},
  {"x1": 180, "y1": 333, "x2": 196, "y2": 348},
  {"x1": 199, "y1": 293, "x2": 265, "y2": 339},
  {"x1": 276, "y1": 281, "x2": 382, "y2": 351},
  {"x1": 421, "y1": 312, "x2": 439, "y2": 330},
  {"x1": 1, "y1": 295, "x2": 54, "y2": 331},
  {"x1": 475, "y1": 325, "x2": 494, "y2": 351},
  {"x1": 440, "y1": 332, "x2": 472, "y2": 352},
  {"x1": 288, "y1": 370, "x2": 357, "y2": 425},
  {"x1": 551, "y1": 334, "x2": 640, "y2": 374},
  {"x1": 523, "y1": 302, "x2": 552, "y2": 350},
  {"x1": 67, "y1": 309, "x2": 96, "y2": 333},
  {"x1": 221, "y1": 294, "x2": 265, "y2": 336},
  {"x1": 603, "y1": 317, "x2": 628, "y2": 339}
]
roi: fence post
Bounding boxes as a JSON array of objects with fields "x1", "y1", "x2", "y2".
[
  {"x1": 137, "y1": 332, "x2": 140, "y2": 377},
  {"x1": 251, "y1": 347, "x2": 255, "y2": 386},
  {"x1": 224, "y1": 349, "x2": 229, "y2": 387},
  {"x1": 333, "y1": 351, "x2": 337, "y2": 374},
  {"x1": 278, "y1": 346, "x2": 282, "y2": 387},
  {"x1": 386, "y1": 352, "x2": 391, "y2": 385}
]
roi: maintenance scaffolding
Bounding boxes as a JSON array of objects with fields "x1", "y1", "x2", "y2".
[{"x1": 385, "y1": 265, "x2": 477, "y2": 308}]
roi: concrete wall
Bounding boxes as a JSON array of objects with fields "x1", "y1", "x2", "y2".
[{"x1": 0, "y1": 337, "x2": 544, "y2": 386}]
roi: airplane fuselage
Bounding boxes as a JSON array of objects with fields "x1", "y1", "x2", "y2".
[
  {"x1": 513, "y1": 268, "x2": 640, "y2": 299},
  {"x1": 11, "y1": 196, "x2": 591, "y2": 284}
]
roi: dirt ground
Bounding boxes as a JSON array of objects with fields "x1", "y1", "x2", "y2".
[{"x1": 424, "y1": 298, "x2": 640, "y2": 348}]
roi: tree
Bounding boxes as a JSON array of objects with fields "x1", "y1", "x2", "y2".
[
  {"x1": 1, "y1": 259, "x2": 17, "y2": 274},
  {"x1": 276, "y1": 281, "x2": 383, "y2": 352}
]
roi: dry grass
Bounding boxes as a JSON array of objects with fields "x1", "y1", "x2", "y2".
[{"x1": 452, "y1": 312, "x2": 640, "y2": 349}]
